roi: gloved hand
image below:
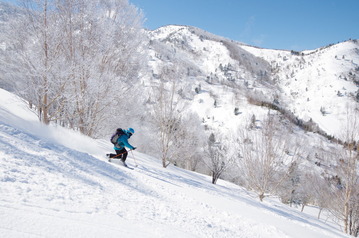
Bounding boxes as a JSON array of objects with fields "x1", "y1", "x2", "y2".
[{"x1": 132, "y1": 147, "x2": 136, "y2": 150}]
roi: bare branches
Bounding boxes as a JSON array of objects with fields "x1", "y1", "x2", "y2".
[{"x1": 237, "y1": 115, "x2": 300, "y2": 201}]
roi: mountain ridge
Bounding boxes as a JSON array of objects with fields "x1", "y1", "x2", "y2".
[{"x1": 146, "y1": 24, "x2": 359, "y2": 141}]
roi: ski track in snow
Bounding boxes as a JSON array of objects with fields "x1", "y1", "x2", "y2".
[{"x1": 0, "y1": 88, "x2": 351, "y2": 237}]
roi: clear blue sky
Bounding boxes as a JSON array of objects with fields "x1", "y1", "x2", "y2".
[
  {"x1": 130, "y1": 0, "x2": 359, "y2": 51},
  {"x1": 3, "y1": 0, "x2": 358, "y2": 51}
]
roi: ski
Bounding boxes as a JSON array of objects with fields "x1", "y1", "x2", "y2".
[
  {"x1": 124, "y1": 165, "x2": 134, "y2": 170},
  {"x1": 106, "y1": 155, "x2": 134, "y2": 169},
  {"x1": 119, "y1": 161, "x2": 134, "y2": 170},
  {"x1": 118, "y1": 159, "x2": 133, "y2": 169}
]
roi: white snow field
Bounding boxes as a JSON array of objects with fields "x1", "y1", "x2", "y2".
[{"x1": 0, "y1": 88, "x2": 349, "y2": 237}]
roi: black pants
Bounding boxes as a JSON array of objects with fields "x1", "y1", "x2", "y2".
[{"x1": 109, "y1": 148, "x2": 127, "y2": 161}]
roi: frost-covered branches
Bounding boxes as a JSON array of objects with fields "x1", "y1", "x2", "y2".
[
  {"x1": 204, "y1": 132, "x2": 235, "y2": 184},
  {"x1": 1, "y1": 0, "x2": 146, "y2": 137}
]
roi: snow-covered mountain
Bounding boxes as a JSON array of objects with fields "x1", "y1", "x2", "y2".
[
  {"x1": 0, "y1": 88, "x2": 350, "y2": 238},
  {"x1": 146, "y1": 25, "x2": 359, "y2": 141}
]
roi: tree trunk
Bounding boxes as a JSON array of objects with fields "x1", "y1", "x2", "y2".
[
  {"x1": 344, "y1": 201, "x2": 349, "y2": 234},
  {"x1": 317, "y1": 208, "x2": 322, "y2": 220},
  {"x1": 42, "y1": 93, "x2": 50, "y2": 125},
  {"x1": 42, "y1": 0, "x2": 50, "y2": 125},
  {"x1": 259, "y1": 193, "x2": 265, "y2": 202},
  {"x1": 212, "y1": 171, "x2": 219, "y2": 184},
  {"x1": 301, "y1": 204, "x2": 305, "y2": 212}
]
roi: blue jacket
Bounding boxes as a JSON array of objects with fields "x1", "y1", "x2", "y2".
[{"x1": 114, "y1": 131, "x2": 135, "y2": 150}]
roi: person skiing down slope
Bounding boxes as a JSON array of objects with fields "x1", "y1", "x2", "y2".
[{"x1": 107, "y1": 128, "x2": 136, "y2": 166}]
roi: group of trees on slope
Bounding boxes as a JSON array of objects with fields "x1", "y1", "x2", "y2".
[{"x1": 1, "y1": 0, "x2": 145, "y2": 137}]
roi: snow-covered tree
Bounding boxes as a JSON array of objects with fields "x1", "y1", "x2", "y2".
[
  {"x1": 170, "y1": 113, "x2": 206, "y2": 171},
  {"x1": 2, "y1": 0, "x2": 145, "y2": 137},
  {"x1": 56, "y1": 0, "x2": 145, "y2": 136},
  {"x1": 204, "y1": 132, "x2": 235, "y2": 184},
  {"x1": 2, "y1": 0, "x2": 67, "y2": 124}
]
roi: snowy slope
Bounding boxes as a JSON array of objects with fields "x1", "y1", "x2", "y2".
[
  {"x1": 0, "y1": 90, "x2": 350, "y2": 237},
  {"x1": 147, "y1": 25, "x2": 359, "y2": 141},
  {"x1": 242, "y1": 41, "x2": 359, "y2": 139}
]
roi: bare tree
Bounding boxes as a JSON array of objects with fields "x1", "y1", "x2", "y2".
[
  {"x1": 298, "y1": 171, "x2": 332, "y2": 218},
  {"x1": 329, "y1": 108, "x2": 359, "y2": 236},
  {"x1": 238, "y1": 114, "x2": 299, "y2": 201},
  {"x1": 150, "y1": 63, "x2": 186, "y2": 168},
  {"x1": 349, "y1": 189, "x2": 359, "y2": 237}
]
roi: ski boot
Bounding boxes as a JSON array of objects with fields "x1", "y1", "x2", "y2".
[
  {"x1": 121, "y1": 158, "x2": 128, "y2": 167},
  {"x1": 106, "y1": 154, "x2": 111, "y2": 162}
]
